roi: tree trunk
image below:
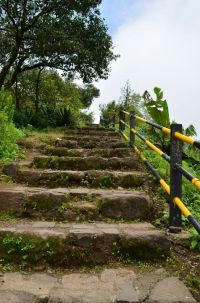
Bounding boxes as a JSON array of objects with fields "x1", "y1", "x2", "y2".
[
  {"x1": 4, "y1": 57, "x2": 27, "y2": 89},
  {"x1": 35, "y1": 67, "x2": 44, "y2": 112},
  {"x1": 0, "y1": 48, "x2": 20, "y2": 89},
  {"x1": 15, "y1": 78, "x2": 20, "y2": 111},
  {"x1": 0, "y1": 63, "x2": 13, "y2": 89}
]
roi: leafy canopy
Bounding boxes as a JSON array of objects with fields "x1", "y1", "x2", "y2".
[{"x1": 0, "y1": 0, "x2": 117, "y2": 87}]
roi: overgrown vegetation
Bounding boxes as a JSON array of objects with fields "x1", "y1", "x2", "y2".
[
  {"x1": 100, "y1": 83, "x2": 200, "y2": 250},
  {"x1": 0, "y1": 0, "x2": 117, "y2": 162},
  {"x1": 0, "y1": 89, "x2": 24, "y2": 163},
  {"x1": 12, "y1": 69, "x2": 98, "y2": 128}
]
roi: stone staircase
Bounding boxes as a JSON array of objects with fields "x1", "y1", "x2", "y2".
[{"x1": 0, "y1": 125, "x2": 196, "y2": 302}]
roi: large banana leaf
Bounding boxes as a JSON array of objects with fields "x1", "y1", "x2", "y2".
[{"x1": 145, "y1": 87, "x2": 170, "y2": 127}]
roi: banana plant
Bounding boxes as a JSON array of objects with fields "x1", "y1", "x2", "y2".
[
  {"x1": 143, "y1": 87, "x2": 170, "y2": 151},
  {"x1": 144, "y1": 87, "x2": 170, "y2": 127}
]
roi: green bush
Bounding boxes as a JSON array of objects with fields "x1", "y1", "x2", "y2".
[
  {"x1": 0, "y1": 89, "x2": 24, "y2": 163},
  {"x1": 13, "y1": 106, "x2": 85, "y2": 129}
]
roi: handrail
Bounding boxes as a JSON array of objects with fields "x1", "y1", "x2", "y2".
[
  {"x1": 100, "y1": 109, "x2": 200, "y2": 234},
  {"x1": 121, "y1": 110, "x2": 200, "y2": 149},
  {"x1": 126, "y1": 139, "x2": 200, "y2": 233}
]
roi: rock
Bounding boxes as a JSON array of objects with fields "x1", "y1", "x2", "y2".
[
  {"x1": 7, "y1": 168, "x2": 145, "y2": 189},
  {"x1": 148, "y1": 277, "x2": 196, "y2": 303},
  {"x1": 49, "y1": 287, "x2": 114, "y2": 303},
  {"x1": 0, "y1": 290, "x2": 40, "y2": 303},
  {"x1": 0, "y1": 188, "x2": 25, "y2": 211},
  {"x1": 116, "y1": 280, "x2": 139, "y2": 303},
  {"x1": 101, "y1": 268, "x2": 139, "y2": 303},
  {"x1": 100, "y1": 193, "x2": 152, "y2": 220},
  {"x1": 55, "y1": 139, "x2": 78, "y2": 148},
  {"x1": 3, "y1": 163, "x2": 19, "y2": 179},
  {"x1": 0, "y1": 272, "x2": 58, "y2": 298}
]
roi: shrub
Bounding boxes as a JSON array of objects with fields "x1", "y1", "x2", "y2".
[{"x1": 0, "y1": 89, "x2": 24, "y2": 163}]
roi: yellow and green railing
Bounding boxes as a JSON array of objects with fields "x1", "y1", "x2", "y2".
[{"x1": 101, "y1": 109, "x2": 200, "y2": 234}]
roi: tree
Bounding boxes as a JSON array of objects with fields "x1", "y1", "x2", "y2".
[
  {"x1": 0, "y1": 0, "x2": 117, "y2": 88},
  {"x1": 13, "y1": 69, "x2": 99, "y2": 112},
  {"x1": 120, "y1": 81, "x2": 132, "y2": 106},
  {"x1": 79, "y1": 84, "x2": 100, "y2": 108}
]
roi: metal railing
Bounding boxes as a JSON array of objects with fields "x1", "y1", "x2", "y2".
[{"x1": 100, "y1": 109, "x2": 200, "y2": 234}]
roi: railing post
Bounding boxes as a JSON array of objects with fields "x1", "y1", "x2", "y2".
[
  {"x1": 119, "y1": 108, "x2": 122, "y2": 132},
  {"x1": 121, "y1": 107, "x2": 126, "y2": 132},
  {"x1": 169, "y1": 123, "x2": 182, "y2": 233},
  {"x1": 130, "y1": 111, "x2": 135, "y2": 147}
]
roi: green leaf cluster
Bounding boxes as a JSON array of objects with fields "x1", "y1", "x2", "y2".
[
  {"x1": 0, "y1": 89, "x2": 24, "y2": 163},
  {"x1": 145, "y1": 87, "x2": 170, "y2": 127}
]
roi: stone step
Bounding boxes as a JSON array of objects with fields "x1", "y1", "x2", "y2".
[
  {"x1": 61, "y1": 136, "x2": 121, "y2": 142},
  {"x1": 65, "y1": 127, "x2": 115, "y2": 134},
  {"x1": 64, "y1": 132, "x2": 118, "y2": 138},
  {"x1": 44, "y1": 147, "x2": 132, "y2": 158},
  {"x1": 0, "y1": 270, "x2": 196, "y2": 303},
  {"x1": 62, "y1": 134, "x2": 120, "y2": 141},
  {"x1": 32, "y1": 155, "x2": 141, "y2": 171},
  {"x1": 3, "y1": 164, "x2": 146, "y2": 189},
  {"x1": 0, "y1": 222, "x2": 170, "y2": 267},
  {"x1": 0, "y1": 187, "x2": 152, "y2": 221},
  {"x1": 55, "y1": 138, "x2": 127, "y2": 149}
]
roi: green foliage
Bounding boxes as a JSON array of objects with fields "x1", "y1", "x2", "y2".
[
  {"x1": 115, "y1": 85, "x2": 200, "y2": 238},
  {"x1": 12, "y1": 70, "x2": 95, "y2": 128},
  {"x1": 144, "y1": 87, "x2": 170, "y2": 127},
  {"x1": 185, "y1": 125, "x2": 197, "y2": 137},
  {"x1": 1, "y1": 234, "x2": 55, "y2": 264},
  {"x1": 0, "y1": 0, "x2": 117, "y2": 88},
  {"x1": 79, "y1": 111, "x2": 94, "y2": 126},
  {"x1": 190, "y1": 230, "x2": 200, "y2": 254},
  {"x1": 0, "y1": 89, "x2": 23, "y2": 162},
  {"x1": 100, "y1": 100, "x2": 121, "y2": 120}
]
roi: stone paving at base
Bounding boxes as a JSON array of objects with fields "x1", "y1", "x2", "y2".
[{"x1": 0, "y1": 268, "x2": 196, "y2": 303}]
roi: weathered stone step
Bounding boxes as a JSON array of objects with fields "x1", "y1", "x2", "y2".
[
  {"x1": 64, "y1": 130, "x2": 118, "y2": 137},
  {"x1": 3, "y1": 164, "x2": 146, "y2": 188},
  {"x1": 0, "y1": 270, "x2": 196, "y2": 303},
  {"x1": 32, "y1": 155, "x2": 141, "y2": 171},
  {"x1": 0, "y1": 222, "x2": 170, "y2": 267},
  {"x1": 55, "y1": 138, "x2": 127, "y2": 149},
  {"x1": 62, "y1": 134, "x2": 120, "y2": 141},
  {"x1": 65, "y1": 127, "x2": 115, "y2": 134},
  {"x1": 44, "y1": 146, "x2": 132, "y2": 158},
  {"x1": 0, "y1": 186, "x2": 152, "y2": 221},
  {"x1": 61, "y1": 136, "x2": 121, "y2": 142}
]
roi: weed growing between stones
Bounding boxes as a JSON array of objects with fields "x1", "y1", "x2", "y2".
[{"x1": 113, "y1": 237, "x2": 170, "y2": 261}]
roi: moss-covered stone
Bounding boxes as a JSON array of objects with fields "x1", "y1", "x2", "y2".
[
  {"x1": 115, "y1": 237, "x2": 170, "y2": 261},
  {"x1": 44, "y1": 147, "x2": 132, "y2": 158}
]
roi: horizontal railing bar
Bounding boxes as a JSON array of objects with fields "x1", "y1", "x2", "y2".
[
  {"x1": 120, "y1": 118, "x2": 200, "y2": 191},
  {"x1": 121, "y1": 111, "x2": 200, "y2": 149},
  {"x1": 132, "y1": 127, "x2": 200, "y2": 191},
  {"x1": 133, "y1": 146, "x2": 200, "y2": 234},
  {"x1": 108, "y1": 120, "x2": 200, "y2": 234},
  {"x1": 133, "y1": 114, "x2": 171, "y2": 134},
  {"x1": 131, "y1": 127, "x2": 200, "y2": 191},
  {"x1": 174, "y1": 132, "x2": 200, "y2": 149},
  {"x1": 134, "y1": 146, "x2": 170, "y2": 194},
  {"x1": 131, "y1": 127, "x2": 170, "y2": 163},
  {"x1": 119, "y1": 130, "x2": 129, "y2": 141},
  {"x1": 110, "y1": 112, "x2": 200, "y2": 233},
  {"x1": 120, "y1": 119, "x2": 130, "y2": 128},
  {"x1": 121, "y1": 110, "x2": 130, "y2": 116},
  {"x1": 175, "y1": 164, "x2": 200, "y2": 190}
]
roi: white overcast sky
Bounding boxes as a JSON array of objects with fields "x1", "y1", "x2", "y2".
[{"x1": 90, "y1": 0, "x2": 200, "y2": 135}]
